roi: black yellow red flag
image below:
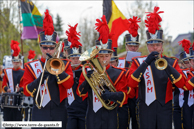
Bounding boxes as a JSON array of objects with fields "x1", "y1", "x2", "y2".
[{"x1": 103, "y1": 0, "x2": 129, "y2": 48}]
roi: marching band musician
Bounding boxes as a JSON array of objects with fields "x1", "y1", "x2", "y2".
[
  {"x1": 2, "y1": 40, "x2": 24, "y2": 129},
  {"x1": 173, "y1": 39, "x2": 191, "y2": 129},
  {"x1": 125, "y1": 16, "x2": 141, "y2": 129},
  {"x1": 63, "y1": 38, "x2": 70, "y2": 59},
  {"x1": 183, "y1": 42, "x2": 194, "y2": 129},
  {"x1": 77, "y1": 15, "x2": 128, "y2": 129},
  {"x1": 128, "y1": 7, "x2": 186, "y2": 129},
  {"x1": 110, "y1": 47, "x2": 119, "y2": 67},
  {"x1": 110, "y1": 46, "x2": 130, "y2": 129},
  {"x1": 22, "y1": 10, "x2": 74, "y2": 129},
  {"x1": 65, "y1": 23, "x2": 87, "y2": 129},
  {"x1": 23, "y1": 50, "x2": 36, "y2": 121}
]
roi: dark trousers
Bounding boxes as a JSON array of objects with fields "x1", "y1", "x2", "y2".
[
  {"x1": 31, "y1": 100, "x2": 67, "y2": 129},
  {"x1": 138, "y1": 100, "x2": 172, "y2": 129},
  {"x1": 3, "y1": 107, "x2": 22, "y2": 129},
  {"x1": 66, "y1": 115, "x2": 85, "y2": 129},
  {"x1": 24, "y1": 107, "x2": 32, "y2": 121},
  {"x1": 183, "y1": 103, "x2": 194, "y2": 129},
  {"x1": 128, "y1": 98, "x2": 138, "y2": 129},
  {"x1": 117, "y1": 104, "x2": 129, "y2": 129},
  {"x1": 173, "y1": 105, "x2": 183, "y2": 129}
]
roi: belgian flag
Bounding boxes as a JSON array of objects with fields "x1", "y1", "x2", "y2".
[{"x1": 103, "y1": 0, "x2": 129, "y2": 48}]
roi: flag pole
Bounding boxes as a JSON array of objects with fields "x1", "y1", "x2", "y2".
[{"x1": 18, "y1": 0, "x2": 23, "y2": 55}]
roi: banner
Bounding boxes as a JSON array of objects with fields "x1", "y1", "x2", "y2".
[{"x1": 21, "y1": 0, "x2": 43, "y2": 39}]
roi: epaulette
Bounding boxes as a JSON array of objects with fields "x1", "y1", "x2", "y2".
[
  {"x1": 112, "y1": 65, "x2": 126, "y2": 71},
  {"x1": 164, "y1": 55, "x2": 178, "y2": 60},
  {"x1": 132, "y1": 55, "x2": 147, "y2": 61}
]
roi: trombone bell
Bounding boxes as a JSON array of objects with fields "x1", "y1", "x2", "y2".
[{"x1": 46, "y1": 57, "x2": 65, "y2": 75}]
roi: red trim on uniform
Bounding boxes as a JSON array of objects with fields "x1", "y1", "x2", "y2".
[
  {"x1": 114, "y1": 71, "x2": 124, "y2": 86},
  {"x1": 106, "y1": 64, "x2": 111, "y2": 70},
  {"x1": 133, "y1": 59, "x2": 140, "y2": 67},
  {"x1": 112, "y1": 65, "x2": 126, "y2": 71},
  {"x1": 26, "y1": 64, "x2": 36, "y2": 79},
  {"x1": 4, "y1": 69, "x2": 8, "y2": 80},
  {"x1": 72, "y1": 64, "x2": 82, "y2": 71},
  {"x1": 172, "y1": 59, "x2": 177, "y2": 68},
  {"x1": 131, "y1": 55, "x2": 147, "y2": 61},
  {"x1": 106, "y1": 71, "x2": 115, "y2": 86},
  {"x1": 125, "y1": 70, "x2": 130, "y2": 77},
  {"x1": 77, "y1": 72, "x2": 88, "y2": 101},
  {"x1": 185, "y1": 71, "x2": 194, "y2": 91},
  {"x1": 64, "y1": 61, "x2": 70, "y2": 71}
]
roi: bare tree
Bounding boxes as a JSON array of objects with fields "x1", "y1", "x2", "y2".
[
  {"x1": 126, "y1": 0, "x2": 156, "y2": 44},
  {"x1": 78, "y1": 17, "x2": 99, "y2": 51},
  {"x1": 0, "y1": 0, "x2": 21, "y2": 62}
]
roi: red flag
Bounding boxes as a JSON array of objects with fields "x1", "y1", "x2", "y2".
[{"x1": 103, "y1": 0, "x2": 130, "y2": 48}]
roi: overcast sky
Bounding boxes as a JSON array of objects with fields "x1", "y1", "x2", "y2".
[{"x1": 37, "y1": 1, "x2": 193, "y2": 43}]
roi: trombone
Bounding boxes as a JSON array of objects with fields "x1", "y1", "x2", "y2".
[{"x1": 35, "y1": 41, "x2": 65, "y2": 109}]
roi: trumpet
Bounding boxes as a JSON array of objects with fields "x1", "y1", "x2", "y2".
[
  {"x1": 155, "y1": 55, "x2": 168, "y2": 70},
  {"x1": 79, "y1": 45, "x2": 117, "y2": 110},
  {"x1": 35, "y1": 41, "x2": 65, "y2": 109}
]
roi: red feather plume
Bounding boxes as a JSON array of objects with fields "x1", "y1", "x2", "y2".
[
  {"x1": 145, "y1": 6, "x2": 164, "y2": 34},
  {"x1": 95, "y1": 15, "x2": 111, "y2": 44},
  {"x1": 28, "y1": 50, "x2": 36, "y2": 59},
  {"x1": 61, "y1": 42, "x2": 64, "y2": 52},
  {"x1": 128, "y1": 16, "x2": 141, "y2": 37},
  {"x1": 10, "y1": 40, "x2": 20, "y2": 56},
  {"x1": 178, "y1": 39, "x2": 191, "y2": 54},
  {"x1": 192, "y1": 41, "x2": 194, "y2": 51},
  {"x1": 66, "y1": 23, "x2": 82, "y2": 48},
  {"x1": 43, "y1": 9, "x2": 54, "y2": 35}
]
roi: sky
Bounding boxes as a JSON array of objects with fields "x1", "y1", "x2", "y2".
[{"x1": 36, "y1": 1, "x2": 193, "y2": 44}]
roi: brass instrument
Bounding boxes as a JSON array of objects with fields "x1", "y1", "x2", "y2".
[
  {"x1": 35, "y1": 41, "x2": 65, "y2": 109},
  {"x1": 155, "y1": 55, "x2": 168, "y2": 70},
  {"x1": 79, "y1": 45, "x2": 117, "y2": 110}
]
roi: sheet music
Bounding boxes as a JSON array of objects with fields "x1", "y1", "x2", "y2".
[{"x1": 126, "y1": 51, "x2": 141, "y2": 61}]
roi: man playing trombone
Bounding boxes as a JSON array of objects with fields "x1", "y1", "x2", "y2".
[
  {"x1": 128, "y1": 6, "x2": 186, "y2": 129},
  {"x1": 22, "y1": 10, "x2": 74, "y2": 129}
]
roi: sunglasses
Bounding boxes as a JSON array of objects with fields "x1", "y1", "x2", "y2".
[{"x1": 41, "y1": 46, "x2": 55, "y2": 50}]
